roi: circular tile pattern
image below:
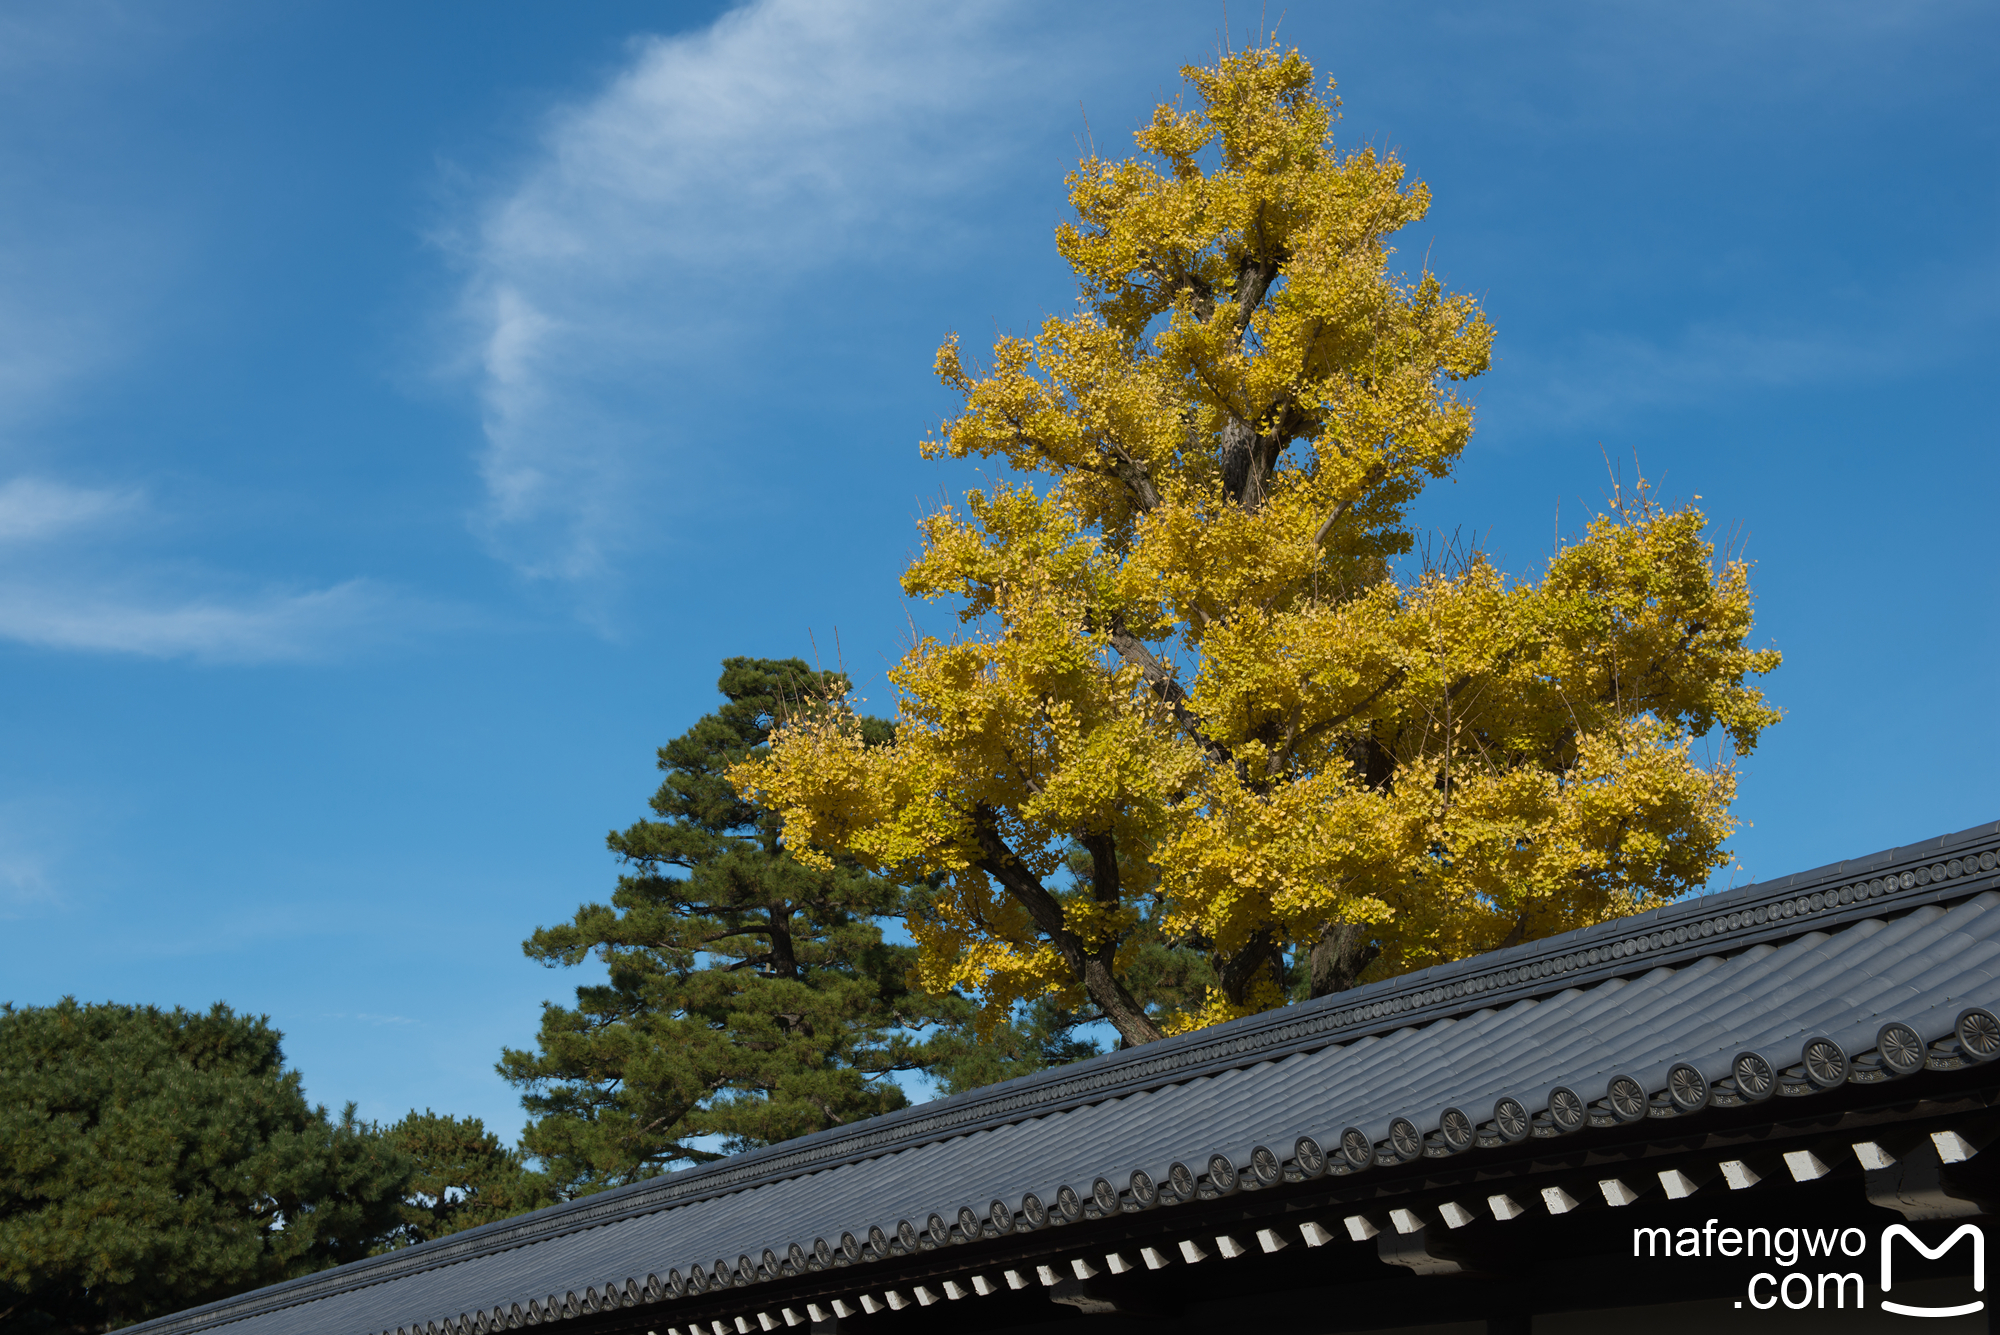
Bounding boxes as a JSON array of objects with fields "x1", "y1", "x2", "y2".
[
  {"x1": 1607, "y1": 1075, "x2": 1647, "y2": 1122},
  {"x1": 1802, "y1": 1037, "x2": 1848, "y2": 1088},
  {"x1": 1877, "y1": 1022, "x2": 1925, "y2": 1076},
  {"x1": 1958, "y1": 1007, "x2": 2000, "y2": 1062},
  {"x1": 1440, "y1": 1106, "x2": 1475, "y2": 1151},
  {"x1": 1667, "y1": 1063, "x2": 1709, "y2": 1113}
]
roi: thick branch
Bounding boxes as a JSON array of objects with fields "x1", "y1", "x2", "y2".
[
  {"x1": 1142, "y1": 258, "x2": 1216, "y2": 322},
  {"x1": 971, "y1": 807, "x2": 1163, "y2": 1047},
  {"x1": 1102, "y1": 619, "x2": 1234, "y2": 768},
  {"x1": 1100, "y1": 438, "x2": 1163, "y2": 513}
]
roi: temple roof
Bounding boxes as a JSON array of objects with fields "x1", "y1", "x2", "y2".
[{"x1": 128, "y1": 820, "x2": 2000, "y2": 1335}]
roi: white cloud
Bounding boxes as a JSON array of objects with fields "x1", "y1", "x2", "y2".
[
  {"x1": 0, "y1": 474, "x2": 443, "y2": 662},
  {"x1": 0, "y1": 477, "x2": 139, "y2": 543},
  {"x1": 456, "y1": 0, "x2": 1057, "y2": 581},
  {"x1": 0, "y1": 579, "x2": 422, "y2": 663}
]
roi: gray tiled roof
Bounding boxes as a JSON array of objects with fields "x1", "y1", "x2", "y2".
[{"x1": 129, "y1": 820, "x2": 2000, "y2": 1335}]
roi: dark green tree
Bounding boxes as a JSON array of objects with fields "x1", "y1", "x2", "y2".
[
  {"x1": 501, "y1": 658, "x2": 981, "y2": 1197},
  {"x1": 380, "y1": 1111, "x2": 552, "y2": 1247},
  {"x1": 0, "y1": 1000, "x2": 410, "y2": 1332}
]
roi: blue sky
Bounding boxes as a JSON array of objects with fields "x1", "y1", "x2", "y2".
[{"x1": 2, "y1": 0, "x2": 1993, "y2": 1144}]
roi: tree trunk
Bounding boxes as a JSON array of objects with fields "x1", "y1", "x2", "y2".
[
  {"x1": 1309, "y1": 921, "x2": 1379, "y2": 998},
  {"x1": 1218, "y1": 926, "x2": 1285, "y2": 1008},
  {"x1": 766, "y1": 900, "x2": 799, "y2": 979},
  {"x1": 1219, "y1": 415, "x2": 1259, "y2": 504}
]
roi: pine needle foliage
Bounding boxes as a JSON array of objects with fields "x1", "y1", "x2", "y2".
[
  {"x1": 0, "y1": 1000, "x2": 409, "y2": 1332},
  {"x1": 501, "y1": 658, "x2": 992, "y2": 1197},
  {"x1": 380, "y1": 1111, "x2": 552, "y2": 1247}
]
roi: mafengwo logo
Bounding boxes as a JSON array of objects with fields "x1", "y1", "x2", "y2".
[
  {"x1": 1881, "y1": 1225, "x2": 1983, "y2": 1318},
  {"x1": 1635, "y1": 1220, "x2": 1985, "y2": 1315}
]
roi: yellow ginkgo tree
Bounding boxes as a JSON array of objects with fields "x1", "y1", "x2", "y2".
[{"x1": 735, "y1": 43, "x2": 1780, "y2": 1047}]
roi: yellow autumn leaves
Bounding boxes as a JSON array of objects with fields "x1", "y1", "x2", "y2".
[{"x1": 734, "y1": 44, "x2": 1779, "y2": 1044}]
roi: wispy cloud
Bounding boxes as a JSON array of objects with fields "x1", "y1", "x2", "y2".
[
  {"x1": 0, "y1": 223, "x2": 160, "y2": 439},
  {"x1": 323, "y1": 1011, "x2": 420, "y2": 1027},
  {"x1": 0, "y1": 470, "x2": 450, "y2": 662},
  {"x1": 455, "y1": 0, "x2": 1057, "y2": 582},
  {"x1": 0, "y1": 477, "x2": 140, "y2": 543},
  {"x1": 0, "y1": 578, "x2": 436, "y2": 663}
]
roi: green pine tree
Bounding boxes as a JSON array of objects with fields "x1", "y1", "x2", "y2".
[
  {"x1": 501, "y1": 658, "x2": 970, "y2": 1196},
  {"x1": 0, "y1": 1000, "x2": 410, "y2": 1332},
  {"x1": 380, "y1": 1111, "x2": 552, "y2": 1247}
]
